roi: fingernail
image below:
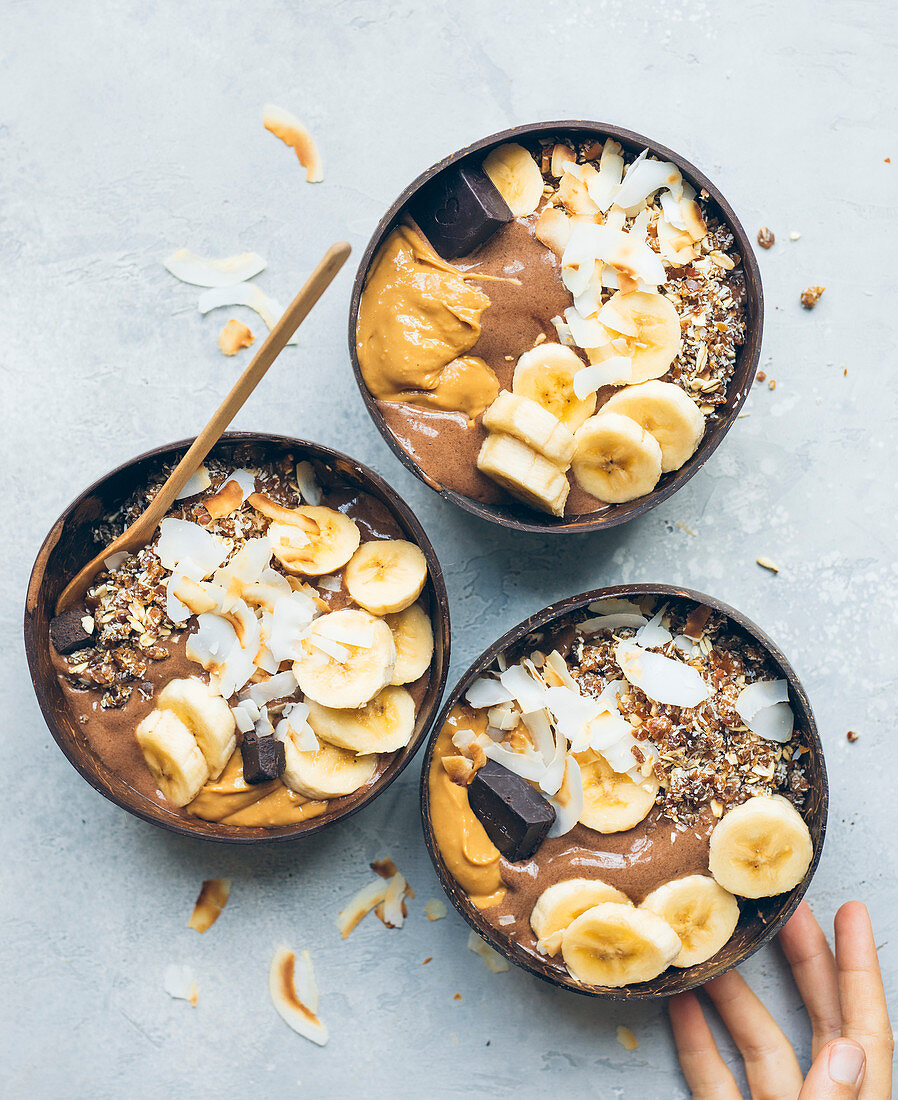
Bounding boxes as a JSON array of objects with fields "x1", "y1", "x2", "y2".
[{"x1": 828, "y1": 1041, "x2": 865, "y2": 1086}]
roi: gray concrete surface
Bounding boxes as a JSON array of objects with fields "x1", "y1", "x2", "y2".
[{"x1": 2, "y1": 1, "x2": 895, "y2": 1096}]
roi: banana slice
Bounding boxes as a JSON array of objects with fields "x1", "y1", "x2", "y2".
[
  {"x1": 530, "y1": 878, "x2": 631, "y2": 956},
  {"x1": 513, "y1": 344, "x2": 596, "y2": 432},
  {"x1": 135, "y1": 709, "x2": 209, "y2": 806},
  {"x1": 482, "y1": 391, "x2": 576, "y2": 466},
  {"x1": 249, "y1": 493, "x2": 361, "y2": 577},
  {"x1": 157, "y1": 677, "x2": 237, "y2": 779},
  {"x1": 306, "y1": 686, "x2": 415, "y2": 754},
  {"x1": 602, "y1": 380, "x2": 705, "y2": 473},
  {"x1": 482, "y1": 142, "x2": 544, "y2": 217},
  {"x1": 599, "y1": 291, "x2": 681, "y2": 382},
  {"x1": 571, "y1": 412, "x2": 663, "y2": 503},
  {"x1": 293, "y1": 609, "x2": 396, "y2": 708},
  {"x1": 385, "y1": 603, "x2": 434, "y2": 685},
  {"x1": 708, "y1": 795, "x2": 813, "y2": 899},
  {"x1": 476, "y1": 433, "x2": 570, "y2": 517},
  {"x1": 641, "y1": 875, "x2": 739, "y2": 967},
  {"x1": 282, "y1": 733, "x2": 377, "y2": 799},
  {"x1": 344, "y1": 539, "x2": 428, "y2": 616},
  {"x1": 576, "y1": 749, "x2": 658, "y2": 833},
  {"x1": 561, "y1": 902, "x2": 681, "y2": 987}
]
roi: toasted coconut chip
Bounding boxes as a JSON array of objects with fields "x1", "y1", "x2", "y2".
[
  {"x1": 336, "y1": 878, "x2": 389, "y2": 938},
  {"x1": 587, "y1": 138, "x2": 625, "y2": 212},
  {"x1": 616, "y1": 640, "x2": 710, "y2": 707},
  {"x1": 263, "y1": 104, "x2": 323, "y2": 183},
  {"x1": 175, "y1": 466, "x2": 212, "y2": 500},
  {"x1": 540, "y1": 726, "x2": 567, "y2": 797},
  {"x1": 164, "y1": 248, "x2": 266, "y2": 287},
  {"x1": 597, "y1": 296, "x2": 638, "y2": 337},
  {"x1": 747, "y1": 701, "x2": 794, "y2": 743},
  {"x1": 316, "y1": 573, "x2": 341, "y2": 592},
  {"x1": 547, "y1": 754, "x2": 583, "y2": 838},
  {"x1": 379, "y1": 873, "x2": 408, "y2": 928},
  {"x1": 295, "y1": 460, "x2": 323, "y2": 505},
  {"x1": 269, "y1": 947, "x2": 328, "y2": 1046},
  {"x1": 166, "y1": 566, "x2": 204, "y2": 624},
  {"x1": 163, "y1": 964, "x2": 198, "y2": 1006},
  {"x1": 550, "y1": 314, "x2": 577, "y2": 348},
  {"x1": 563, "y1": 221, "x2": 667, "y2": 288},
  {"x1": 305, "y1": 633, "x2": 350, "y2": 662},
  {"x1": 442, "y1": 754, "x2": 475, "y2": 785},
  {"x1": 465, "y1": 676, "x2": 514, "y2": 709},
  {"x1": 218, "y1": 319, "x2": 255, "y2": 356},
  {"x1": 424, "y1": 898, "x2": 448, "y2": 921},
  {"x1": 634, "y1": 607, "x2": 672, "y2": 649},
  {"x1": 466, "y1": 931, "x2": 509, "y2": 973},
  {"x1": 482, "y1": 739, "x2": 546, "y2": 782},
  {"x1": 682, "y1": 604, "x2": 712, "y2": 640},
  {"x1": 370, "y1": 858, "x2": 399, "y2": 879},
  {"x1": 588, "y1": 598, "x2": 644, "y2": 616},
  {"x1": 157, "y1": 518, "x2": 231, "y2": 577},
  {"x1": 543, "y1": 650, "x2": 579, "y2": 692},
  {"x1": 617, "y1": 1025, "x2": 639, "y2": 1051},
  {"x1": 188, "y1": 878, "x2": 231, "y2": 933},
  {"x1": 498, "y1": 663, "x2": 547, "y2": 713},
  {"x1": 586, "y1": 709, "x2": 634, "y2": 752},
  {"x1": 544, "y1": 686, "x2": 602, "y2": 752},
  {"x1": 614, "y1": 155, "x2": 682, "y2": 210},
  {"x1": 601, "y1": 730, "x2": 643, "y2": 773},
  {"x1": 276, "y1": 702, "x2": 317, "y2": 750},
  {"x1": 198, "y1": 285, "x2": 299, "y2": 345},
  {"x1": 735, "y1": 678, "x2": 789, "y2": 721},
  {"x1": 521, "y1": 707, "x2": 555, "y2": 762},
  {"x1": 246, "y1": 669, "x2": 297, "y2": 707},
  {"x1": 673, "y1": 635, "x2": 701, "y2": 659},
  {"x1": 214, "y1": 536, "x2": 272, "y2": 588},
  {"x1": 563, "y1": 306, "x2": 609, "y2": 350},
  {"x1": 231, "y1": 704, "x2": 255, "y2": 733},
  {"x1": 205, "y1": 469, "x2": 256, "y2": 520},
  {"x1": 254, "y1": 705, "x2": 275, "y2": 738},
  {"x1": 267, "y1": 591, "x2": 319, "y2": 664},
  {"x1": 573, "y1": 359, "x2": 632, "y2": 398},
  {"x1": 573, "y1": 267, "x2": 605, "y2": 319},
  {"x1": 580, "y1": 612, "x2": 647, "y2": 633},
  {"x1": 535, "y1": 205, "x2": 573, "y2": 255}
]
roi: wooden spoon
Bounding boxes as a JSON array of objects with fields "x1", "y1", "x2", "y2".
[{"x1": 55, "y1": 240, "x2": 351, "y2": 615}]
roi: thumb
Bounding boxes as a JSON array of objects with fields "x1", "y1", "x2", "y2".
[{"x1": 799, "y1": 1039, "x2": 866, "y2": 1099}]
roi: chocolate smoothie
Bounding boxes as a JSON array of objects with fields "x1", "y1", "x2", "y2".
[
  {"x1": 428, "y1": 595, "x2": 815, "y2": 988},
  {"x1": 357, "y1": 131, "x2": 748, "y2": 519},
  {"x1": 52, "y1": 452, "x2": 437, "y2": 830}
]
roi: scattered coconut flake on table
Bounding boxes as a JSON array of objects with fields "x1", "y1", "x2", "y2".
[
  {"x1": 424, "y1": 899, "x2": 448, "y2": 922},
  {"x1": 163, "y1": 964, "x2": 198, "y2": 1006},
  {"x1": 336, "y1": 878, "x2": 390, "y2": 939},
  {"x1": 163, "y1": 248, "x2": 267, "y2": 287},
  {"x1": 616, "y1": 1025, "x2": 639, "y2": 1051},
  {"x1": 175, "y1": 466, "x2": 211, "y2": 500},
  {"x1": 263, "y1": 104, "x2": 324, "y2": 183},
  {"x1": 198, "y1": 285, "x2": 299, "y2": 345},
  {"x1": 187, "y1": 878, "x2": 231, "y2": 933},
  {"x1": 757, "y1": 556, "x2": 780, "y2": 574},
  {"x1": 378, "y1": 873, "x2": 408, "y2": 929},
  {"x1": 218, "y1": 319, "x2": 255, "y2": 356},
  {"x1": 269, "y1": 947, "x2": 328, "y2": 1046},
  {"x1": 616, "y1": 640, "x2": 710, "y2": 707},
  {"x1": 467, "y1": 931, "x2": 509, "y2": 973}
]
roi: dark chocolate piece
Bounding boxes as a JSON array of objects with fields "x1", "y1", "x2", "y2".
[
  {"x1": 468, "y1": 759, "x2": 555, "y2": 862},
  {"x1": 49, "y1": 607, "x2": 95, "y2": 655},
  {"x1": 241, "y1": 731, "x2": 285, "y2": 784},
  {"x1": 409, "y1": 162, "x2": 513, "y2": 259}
]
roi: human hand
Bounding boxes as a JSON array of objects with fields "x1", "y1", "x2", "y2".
[{"x1": 668, "y1": 901, "x2": 893, "y2": 1098}]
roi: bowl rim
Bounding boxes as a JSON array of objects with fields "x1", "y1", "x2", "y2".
[
  {"x1": 348, "y1": 119, "x2": 764, "y2": 534},
  {"x1": 24, "y1": 430, "x2": 451, "y2": 844},
  {"x1": 419, "y1": 582, "x2": 827, "y2": 999}
]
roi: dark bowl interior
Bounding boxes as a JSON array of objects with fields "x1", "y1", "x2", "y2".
[
  {"x1": 420, "y1": 584, "x2": 826, "y2": 999},
  {"x1": 349, "y1": 120, "x2": 763, "y2": 534},
  {"x1": 25, "y1": 432, "x2": 450, "y2": 843}
]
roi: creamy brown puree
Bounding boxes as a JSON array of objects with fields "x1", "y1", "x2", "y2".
[{"x1": 54, "y1": 478, "x2": 431, "y2": 828}]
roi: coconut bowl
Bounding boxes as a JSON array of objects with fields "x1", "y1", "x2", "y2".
[
  {"x1": 25, "y1": 432, "x2": 450, "y2": 843},
  {"x1": 349, "y1": 121, "x2": 763, "y2": 534},
  {"x1": 420, "y1": 584, "x2": 825, "y2": 999}
]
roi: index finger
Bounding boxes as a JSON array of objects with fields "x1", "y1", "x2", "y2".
[
  {"x1": 779, "y1": 900, "x2": 842, "y2": 1057},
  {"x1": 835, "y1": 902, "x2": 894, "y2": 1099}
]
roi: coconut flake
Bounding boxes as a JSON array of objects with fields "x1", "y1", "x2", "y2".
[
  {"x1": 315, "y1": 614, "x2": 374, "y2": 649},
  {"x1": 562, "y1": 221, "x2": 667, "y2": 288},
  {"x1": 103, "y1": 551, "x2": 128, "y2": 571},
  {"x1": 305, "y1": 634, "x2": 350, "y2": 663},
  {"x1": 269, "y1": 947, "x2": 328, "y2": 1046},
  {"x1": 747, "y1": 702, "x2": 794, "y2": 743},
  {"x1": 246, "y1": 669, "x2": 298, "y2": 707},
  {"x1": 544, "y1": 686, "x2": 603, "y2": 752},
  {"x1": 231, "y1": 704, "x2": 255, "y2": 734},
  {"x1": 164, "y1": 248, "x2": 266, "y2": 287},
  {"x1": 380, "y1": 873, "x2": 407, "y2": 929},
  {"x1": 735, "y1": 679, "x2": 789, "y2": 721},
  {"x1": 547, "y1": 755, "x2": 583, "y2": 837},
  {"x1": 589, "y1": 598, "x2": 644, "y2": 616},
  {"x1": 573, "y1": 358, "x2": 632, "y2": 398},
  {"x1": 486, "y1": 703, "x2": 519, "y2": 731},
  {"x1": 163, "y1": 964, "x2": 198, "y2": 1006},
  {"x1": 214, "y1": 537, "x2": 272, "y2": 591},
  {"x1": 157, "y1": 518, "x2": 231, "y2": 577},
  {"x1": 465, "y1": 677, "x2": 514, "y2": 709},
  {"x1": 550, "y1": 314, "x2": 577, "y2": 348},
  {"x1": 543, "y1": 651, "x2": 580, "y2": 692},
  {"x1": 175, "y1": 466, "x2": 212, "y2": 500},
  {"x1": 600, "y1": 731, "x2": 642, "y2": 773},
  {"x1": 597, "y1": 296, "x2": 638, "y2": 337},
  {"x1": 579, "y1": 612, "x2": 648, "y2": 633},
  {"x1": 295, "y1": 460, "x2": 322, "y2": 505},
  {"x1": 616, "y1": 640, "x2": 710, "y2": 707},
  {"x1": 635, "y1": 607, "x2": 672, "y2": 649},
  {"x1": 673, "y1": 635, "x2": 701, "y2": 659},
  {"x1": 276, "y1": 702, "x2": 318, "y2": 750},
  {"x1": 263, "y1": 104, "x2": 324, "y2": 183},
  {"x1": 482, "y1": 739, "x2": 547, "y2": 782},
  {"x1": 336, "y1": 878, "x2": 389, "y2": 938},
  {"x1": 316, "y1": 574, "x2": 341, "y2": 593},
  {"x1": 198, "y1": 285, "x2": 299, "y2": 345},
  {"x1": 467, "y1": 931, "x2": 509, "y2": 973},
  {"x1": 586, "y1": 709, "x2": 634, "y2": 751},
  {"x1": 563, "y1": 306, "x2": 609, "y2": 350},
  {"x1": 586, "y1": 139, "x2": 625, "y2": 212},
  {"x1": 268, "y1": 591, "x2": 319, "y2": 664},
  {"x1": 187, "y1": 878, "x2": 231, "y2": 933},
  {"x1": 613, "y1": 156, "x2": 682, "y2": 210},
  {"x1": 498, "y1": 663, "x2": 547, "y2": 713},
  {"x1": 424, "y1": 898, "x2": 448, "y2": 921}
]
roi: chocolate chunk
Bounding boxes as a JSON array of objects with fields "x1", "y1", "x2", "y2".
[
  {"x1": 409, "y1": 163, "x2": 513, "y2": 259},
  {"x1": 468, "y1": 759, "x2": 555, "y2": 862},
  {"x1": 241, "y1": 731, "x2": 285, "y2": 784},
  {"x1": 49, "y1": 607, "x2": 96, "y2": 655}
]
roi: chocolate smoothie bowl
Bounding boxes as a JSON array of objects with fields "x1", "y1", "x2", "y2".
[
  {"x1": 25, "y1": 433, "x2": 450, "y2": 842},
  {"x1": 350, "y1": 122, "x2": 762, "y2": 533},
  {"x1": 421, "y1": 585, "x2": 825, "y2": 998}
]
